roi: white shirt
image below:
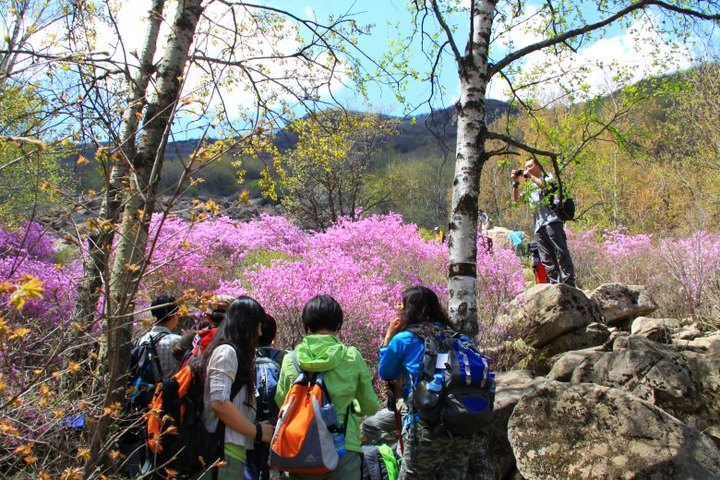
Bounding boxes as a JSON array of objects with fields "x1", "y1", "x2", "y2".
[
  {"x1": 530, "y1": 174, "x2": 560, "y2": 232},
  {"x1": 202, "y1": 344, "x2": 256, "y2": 449},
  {"x1": 136, "y1": 326, "x2": 182, "y2": 379}
]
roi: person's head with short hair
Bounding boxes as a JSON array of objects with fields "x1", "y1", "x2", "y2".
[
  {"x1": 524, "y1": 157, "x2": 542, "y2": 177},
  {"x1": 258, "y1": 313, "x2": 278, "y2": 347},
  {"x1": 206, "y1": 294, "x2": 235, "y2": 327},
  {"x1": 302, "y1": 294, "x2": 344, "y2": 334},
  {"x1": 151, "y1": 295, "x2": 179, "y2": 325},
  {"x1": 401, "y1": 285, "x2": 451, "y2": 329}
]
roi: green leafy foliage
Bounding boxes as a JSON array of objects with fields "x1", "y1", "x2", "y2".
[{"x1": 0, "y1": 85, "x2": 71, "y2": 226}]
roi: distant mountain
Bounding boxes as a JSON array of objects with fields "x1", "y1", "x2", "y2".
[
  {"x1": 64, "y1": 100, "x2": 511, "y2": 193},
  {"x1": 269, "y1": 100, "x2": 510, "y2": 155}
]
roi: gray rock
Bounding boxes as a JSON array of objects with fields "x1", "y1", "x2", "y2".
[
  {"x1": 485, "y1": 371, "x2": 549, "y2": 480},
  {"x1": 547, "y1": 348, "x2": 606, "y2": 382},
  {"x1": 542, "y1": 322, "x2": 611, "y2": 358},
  {"x1": 630, "y1": 317, "x2": 680, "y2": 343},
  {"x1": 487, "y1": 226, "x2": 515, "y2": 251},
  {"x1": 689, "y1": 334, "x2": 720, "y2": 355},
  {"x1": 500, "y1": 284, "x2": 603, "y2": 349},
  {"x1": 567, "y1": 335, "x2": 720, "y2": 432},
  {"x1": 674, "y1": 324, "x2": 703, "y2": 340},
  {"x1": 589, "y1": 283, "x2": 657, "y2": 327},
  {"x1": 507, "y1": 382, "x2": 720, "y2": 479}
]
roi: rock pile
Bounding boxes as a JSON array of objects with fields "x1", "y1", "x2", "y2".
[{"x1": 482, "y1": 282, "x2": 720, "y2": 480}]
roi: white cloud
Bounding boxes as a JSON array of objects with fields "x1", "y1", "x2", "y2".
[
  {"x1": 94, "y1": 1, "x2": 349, "y2": 126},
  {"x1": 489, "y1": 14, "x2": 693, "y2": 102}
]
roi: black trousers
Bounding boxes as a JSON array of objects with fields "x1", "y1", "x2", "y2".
[{"x1": 535, "y1": 221, "x2": 576, "y2": 287}]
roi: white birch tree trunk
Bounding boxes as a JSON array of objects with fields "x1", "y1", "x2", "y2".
[
  {"x1": 70, "y1": 0, "x2": 166, "y2": 368},
  {"x1": 447, "y1": 0, "x2": 496, "y2": 336},
  {"x1": 86, "y1": 0, "x2": 204, "y2": 471}
]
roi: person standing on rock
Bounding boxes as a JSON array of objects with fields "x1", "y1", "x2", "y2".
[{"x1": 512, "y1": 157, "x2": 576, "y2": 287}]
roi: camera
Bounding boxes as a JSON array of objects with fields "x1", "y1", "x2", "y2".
[{"x1": 512, "y1": 169, "x2": 527, "y2": 178}]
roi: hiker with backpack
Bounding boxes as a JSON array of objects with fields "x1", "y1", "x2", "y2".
[
  {"x1": 129, "y1": 294, "x2": 183, "y2": 408},
  {"x1": 173, "y1": 294, "x2": 234, "y2": 366},
  {"x1": 271, "y1": 294, "x2": 379, "y2": 480},
  {"x1": 245, "y1": 313, "x2": 286, "y2": 480},
  {"x1": 512, "y1": 157, "x2": 576, "y2": 287},
  {"x1": 200, "y1": 296, "x2": 275, "y2": 479},
  {"x1": 121, "y1": 295, "x2": 183, "y2": 475},
  {"x1": 378, "y1": 286, "x2": 495, "y2": 480}
]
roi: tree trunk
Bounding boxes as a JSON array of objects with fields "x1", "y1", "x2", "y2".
[
  {"x1": 69, "y1": 0, "x2": 166, "y2": 369},
  {"x1": 447, "y1": 0, "x2": 495, "y2": 337},
  {"x1": 85, "y1": 0, "x2": 204, "y2": 473}
]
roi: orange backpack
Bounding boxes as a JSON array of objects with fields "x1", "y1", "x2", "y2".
[
  {"x1": 269, "y1": 352, "x2": 349, "y2": 474},
  {"x1": 145, "y1": 349, "x2": 242, "y2": 477}
]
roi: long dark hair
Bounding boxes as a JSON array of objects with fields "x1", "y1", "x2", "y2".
[
  {"x1": 401, "y1": 286, "x2": 452, "y2": 330},
  {"x1": 202, "y1": 295, "x2": 265, "y2": 389}
]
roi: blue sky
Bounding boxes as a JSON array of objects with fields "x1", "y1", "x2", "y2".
[
  {"x1": 100, "y1": 0, "x2": 716, "y2": 135},
  {"x1": 291, "y1": 0, "x2": 713, "y2": 115}
]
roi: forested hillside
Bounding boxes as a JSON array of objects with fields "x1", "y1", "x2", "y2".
[{"x1": 50, "y1": 65, "x2": 719, "y2": 235}]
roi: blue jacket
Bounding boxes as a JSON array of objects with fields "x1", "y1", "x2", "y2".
[{"x1": 378, "y1": 329, "x2": 429, "y2": 402}]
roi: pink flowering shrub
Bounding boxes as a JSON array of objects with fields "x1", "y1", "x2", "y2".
[
  {"x1": 0, "y1": 222, "x2": 81, "y2": 326},
  {"x1": 144, "y1": 214, "x2": 306, "y2": 293},
  {"x1": 217, "y1": 214, "x2": 449, "y2": 361},
  {"x1": 141, "y1": 213, "x2": 526, "y2": 364},
  {"x1": 569, "y1": 226, "x2": 720, "y2": 323},
  {"x1": 661, "y1": 231, "x2": 720, "y2": 319},
  {"x1": 476, "y1": 243, "x2": 525, "y2": 331}
]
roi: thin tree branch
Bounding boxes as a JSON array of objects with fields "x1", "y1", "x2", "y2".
[{"x1": 490, "y1": 0, "x2": 720, "y2": 77}]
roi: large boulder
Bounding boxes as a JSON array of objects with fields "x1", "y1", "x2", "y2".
[
  {"x1": 483, "y1": 371, "x2": 550, "y2": 479},
  {"x1": 547, "y1": 348, "x2": 606, "y2": 382},
  {"x1": 500, "y1": 284, "x2": 603, "y2": 349},
  {"x1": 562, "y1": 335, "x2": 720, "y2": 433},
  {"x1": 588, "y1": 283, "x2": 657, "y2": 328},
  {"x1": 507, "y1": 382, "x2": 720, "y2": 479},
  {"x1": 487, "y1": 226, "x2": 515, "y2": 251},
  {"x1": 541, "y1": 322, "x2": 611, "y2": 358}
]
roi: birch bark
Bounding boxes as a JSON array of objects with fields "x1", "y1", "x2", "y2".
[
  {"x1": 85, "y1": 0, "x2": 205, "y2": 471},
  {"x1": 70, "y1": 0, "x2": 166, "y2": 369},
  {"x1": 447, "y1": 0, "x2": 496, "y2": 336}
]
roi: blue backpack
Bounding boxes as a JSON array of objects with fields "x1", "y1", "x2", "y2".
[
  {"x1": 255, "y1": 347, "x2": 284, "y2": 423},
  {"x1": 408, "y1": 325, "x2": 495, "y2": 435}
]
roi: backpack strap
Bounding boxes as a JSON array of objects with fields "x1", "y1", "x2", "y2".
[
  {"x1": 289, "y1": 351, "x2": 353, "y2": 434},
  {"x1": 147, "y1": 331, "x2": 169, "y2": 379},
  {"x1": 406, "y1": 324, "x2": 441, "y2": 380},
  {"x1": 212, "y1": 342, "x2": 246, "y2": 474},
  {"x1": 269, "y1": 347, "x2": 286, "y2": 367}
]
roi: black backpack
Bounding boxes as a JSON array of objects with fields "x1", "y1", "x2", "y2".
[
  {"x1": 553, "y1": 197, "x2": 575, "y2": 222},
  {"x1": 361, "y1": 445, "x2": 398, "y2": 480},
  {"x1": 145, "y1": 346, "x2": 243, "y2": 478},
  {"x1": 128, "y1": 332, "x2": 168, "y2": 410},
  {"x1": 408, "y1": 325, "x2": 495, "y2": 435},
  {"x1": 544, "y1": 181, "x2": 575, "y2": 222}
]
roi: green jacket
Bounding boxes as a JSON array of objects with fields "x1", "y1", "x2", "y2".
[{"x1": 275, "y1": 334, "x2": 379, "y2": 454}]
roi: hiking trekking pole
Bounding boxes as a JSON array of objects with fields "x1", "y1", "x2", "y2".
[{"x1": 387, "y1": 382, "x2": 404, "y2": 454}]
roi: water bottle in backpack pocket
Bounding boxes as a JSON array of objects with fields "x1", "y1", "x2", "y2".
[
  {"x1": 411, "y1": 372, "x2": 444, "y2": 423},
  {"x1": 320, "y1": 403, "x2": 346, "y2": 457},
  {"x1": 409, "y1": 326, "x2": 495, "y2": 435},
  {"x1": 269, "y1": 352, "x2": 351, "y2": 474}
]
